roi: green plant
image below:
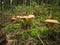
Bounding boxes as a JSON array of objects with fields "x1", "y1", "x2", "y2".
[
  {"x1": 29, "y1": 29, "x2": 38, "y2": 37},
  {"x1": 5, "y1": 23, "x2": 21, "y2": 33},
  {"x1": 12, "y1": 23, "x2": 20, "y2": 29},
  {"x1": 39, "y1": 26, "x2": 49, "y2": 37}
]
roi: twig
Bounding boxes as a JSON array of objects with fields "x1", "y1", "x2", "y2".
[{"x1": 37, "y1": 34, "x2": 46, "y2": 45}]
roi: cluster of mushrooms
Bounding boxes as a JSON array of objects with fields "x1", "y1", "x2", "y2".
[
  {"x1": 11, "y1": 15, "x2": 35, "y2": 29},
  {"x1": 11, "y1": 15, "x2": 35, "y2": 23}
]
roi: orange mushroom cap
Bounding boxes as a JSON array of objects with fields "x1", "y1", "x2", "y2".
[
  {"x1": 11, "y1": 17, "x2": 16, "y2": 22},
  {"x1": 16, "y1": 16, "x2": 22, "y2": 18},
  {"x1": 22, "y1": 16, "x2": 28, "y2": 19},
  {"x1": 28, "y1": 15, "x2": 35, "y2": 18},
  {"x1": 11, "y1": 17, "x2": 16, "y2": 20},
  {"x1": 45, "y1": 19, "x2": 59, "y2": 24}
]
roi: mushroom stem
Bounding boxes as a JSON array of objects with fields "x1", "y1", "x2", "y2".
[{"x1": 48, "y1": 23, "x2": 54, "y2": 36}]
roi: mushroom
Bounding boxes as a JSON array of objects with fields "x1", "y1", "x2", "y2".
[
  {"x1": 11, "y1": 16, "x2": 16, "y2": 22},
  {"x1": 45, "y1": 19, "x2": 59, "y2": 35},
  {"x1": 22, "y1": 16, "x2": 28, "y2": 19},
  {"x1": 16, "y1": 16, "x2": 22, "y2": 18},
  {"x1": 16, "y1": 16, "x2": 22, "y2": 19},
  {"x1": 28, "y1": 15, "x2": 35, "y2": 18},
  {"x1": 27, "y1": 15, "x2": 35, "y2": 21},
  {"x1": 16, "y1": 16, "x2": 23, "y2": 21}
]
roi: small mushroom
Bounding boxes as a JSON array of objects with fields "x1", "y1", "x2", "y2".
[
  {"x1": 27, "y1": 15, "x2": 35, "y2": 21},
  {"x1": 16, "y1": 16, "x2": 23, "y2": 21},
  {"x1": 16, "y1": 16, "x2": 22, "y2": 19},
  {"x1": 28, "y1": 15, "x2": 35, "y2": 18},
  {"x1": 11, "y1": 16, "x2": 16, "y2": 22},
  {"x1": 22, "y1": 16, "x2": 28, "y2": 19}
]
